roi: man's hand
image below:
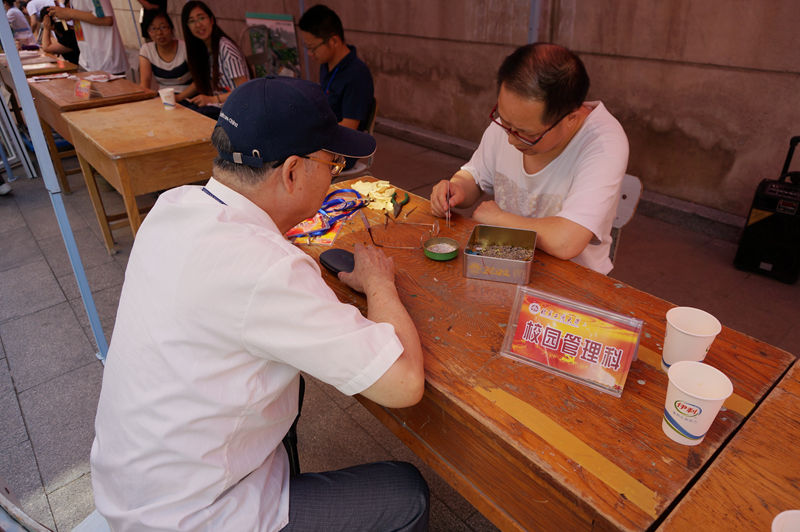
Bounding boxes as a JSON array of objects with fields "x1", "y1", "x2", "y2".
[
  {"x1": 48, "y1": 6, "x2": 71, "y2": 21},
  {"x1": 472, "y1": 200, "x2": 505, "y2": 225},
  {"x1": 188, "y1": 94, "x2": 218, "y2": 107},
  {"x1": 338, "y1": 243, "x2": 395, "y2": 294},
  {"x1": 430, "y1": 179, "x2": 464, "y2": 217}
]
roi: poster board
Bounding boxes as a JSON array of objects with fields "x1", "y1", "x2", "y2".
[{"x1": 243, "y1": 12, "x2": 301, "y2": 78}]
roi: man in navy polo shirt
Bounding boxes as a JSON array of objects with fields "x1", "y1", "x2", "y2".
[{"x1": 299, "y1": 4, "x2": 374, "y2": 132}]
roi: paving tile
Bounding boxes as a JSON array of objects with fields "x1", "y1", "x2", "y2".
[
  {"x1": 48, "y1": 472, "x2": 95, "y2": 532},
  {"x1": 0, "y1": 197, "x2": 27, "y2": 235},
  {"x1": 429, "y1": 496, "x2": 472, "y2": 532},
  {"x1": 70, "y1": 285, "x2": 121, "y2": 343},
  {"x1": 20, "y1": 201, "x2": 89, "y2": 242},
  {"x1": 57, "y1": 261, "x2": 125, "y2": 301},
  {"x1": 39, "y1": 226, "x2": 114, "y2": 278},
  {"x1": 1, "y1": 302, "x2": 97, "y2": 392},
  {"x1": 7, "y1": 177, "x2": 51, "y2": 210},
  {"x1": 18, "y1": 362, "x2": 103, "y2": 493},
  {"x1": 0, "y1": 226, "x2": 42, "y2": 273},
  {"x1": 465, "y1": 508, "x2": 500, "y2": 531},
  {"x1": 0, "y1": 260, "x2": 65, "y2": 323},
  {"x1": 0, "y1": 439, "x2": 56, "y2": 531},
  {"x1": 0, "y1": 357, "x2": 27, "y2": 449}
]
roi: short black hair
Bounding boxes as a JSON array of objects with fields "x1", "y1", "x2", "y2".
[
  {"x1": 298, "y1": 4, "x2": 344, "y2": 42},
  {"x1": 142, "y1": 9, "x2": 173, "y2": 35},
  {"x1": 497, "y1": 43, "x2": 590, "y2": 125}
]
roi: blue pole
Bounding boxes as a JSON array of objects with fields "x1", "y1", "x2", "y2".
[{"x1": 0, "y1": 22, "x2": 110, "y2": 360}]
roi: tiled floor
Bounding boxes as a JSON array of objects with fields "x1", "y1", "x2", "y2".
[{"x1": 1, "y1": 132, "x2": 798, "y2": 531}]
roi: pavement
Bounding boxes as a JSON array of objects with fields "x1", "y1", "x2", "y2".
[{"x1": 1, "y1": 131, "x2": 798, "y2": 531}]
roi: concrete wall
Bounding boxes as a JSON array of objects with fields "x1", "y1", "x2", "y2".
[{"x1": 109, "y1": 0, "x2": 800, "y2": 216}]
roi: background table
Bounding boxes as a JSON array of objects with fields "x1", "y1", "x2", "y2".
[
  {"x1": 29, "y1": 72, "x2": 155, "y2": 193},
  {"x1": 0, "y1": 54, "x2": 78, "y2": 125},
  {"x1": 659, "y1": 361, "x2": 799, "y2": 531},
  {"x1": 63, "y1": 98, "x2": 217, "y2": 252},
  {"x1": 300, "y1": 178, "x2": 795, "y2": 531}
]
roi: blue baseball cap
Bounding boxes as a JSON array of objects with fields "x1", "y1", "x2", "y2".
[{"x1": 215, "y1": 76, "x2": 376, "y2": 168}]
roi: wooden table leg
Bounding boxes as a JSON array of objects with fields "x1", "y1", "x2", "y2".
[
  {"x1": 77, "y1": 153, "x2": 116, "y2": 254},
  {"x1": 118, "y1": 166, "x2": 142, "y2": 237},
  {"x1": 41, "y1": 119, "x2": 71, "y2": 194}
]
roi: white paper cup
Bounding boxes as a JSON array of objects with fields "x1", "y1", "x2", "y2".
[
  {"x1": 772, "y1": 510, "x2": 800, "y2": 532},
  {"x1": 662, "y1": 361, "x2": 733, "y2": 446},
  {"x1": 662, "y1": 306, "x2": 721, "y2": 371},
  {"x1": 158, "y1": 88, "x2": 176, "y2": 110}
]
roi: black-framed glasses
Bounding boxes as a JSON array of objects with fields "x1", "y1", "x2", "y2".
[
  {"x1": 489, "y1": 104, "x2": 568, "y2": 146},
  {"x1": 304, "y1": 38, "x2": 329, "y2": 53},
  {"x1": 300, "y1": 154, "x2": 346, "y2": 176}
]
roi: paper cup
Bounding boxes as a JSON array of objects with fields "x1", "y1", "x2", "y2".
[
  {"x1": 772, "y1": 510, "x2": 800, "y2": 532},
  {"x1": 158, "y1": 88, "x2": 176, "y2": 110},
  {"x1": 661, "y1": 306, "x2": 721, "y2": 371},
  {"x1": 662, "y1": 361, "x2": 732, "y2": 446}
]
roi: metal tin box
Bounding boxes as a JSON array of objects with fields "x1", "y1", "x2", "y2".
[{"x1": 464, "y1": 225, "x2": 537, "y2": 284}]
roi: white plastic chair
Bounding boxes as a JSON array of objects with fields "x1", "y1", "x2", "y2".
[{"x1": 609, "y1": 174, "x2": 642, "y2": 262}]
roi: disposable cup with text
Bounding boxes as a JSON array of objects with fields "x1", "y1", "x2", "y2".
[
  {"x1": 661, "y1": 306, "x2": 721, "y2": 371},
  {"x1": 662, "y1": 361, "x2": 732, "y2": 446},
  {"x1": 158, "y1": 88, "x2": 176, "y2": 110}
]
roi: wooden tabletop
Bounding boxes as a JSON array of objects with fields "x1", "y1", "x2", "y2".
[
  {"x1": 659, "y1": 361, "x2": 799, "y2": 531},
  {"x1": 29, "y1": 71, "x2": 155, "y2": 113},
  {"x1": 0, "y1": 54, "x2": 77, "y2": 80},
  {"x1": 300, "y1": 178, "x2": 795, "y2": 531},
  {"x1": 62, "y1": 98, "x2": 216, "y2": 159}
]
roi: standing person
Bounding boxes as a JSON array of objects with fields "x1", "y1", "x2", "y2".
[
  {"x1": 90, "y1": 76, "x2": 429, "y2": 531},
  {"x1": 39, "y1": 4, "x2": 79, "y2": 65},
  {"x1": 179, "y1": 0, "x2": 249, "y2": 119},
  {"x1": 50, "y1": 0, "x2": 128, "y2": 74},
  {"x1": 4, "y1": 0, "x2": 37, "y2": 47},
  {"x1": 298, "y1": 4, "x2": 374, "y2": 131},
  {"x1": 138, "y1": 9, "x2": 192, "y2": 99},
  {"x1": 23, "y1": 0, "x2": 53, "y2": 36},
  {"x1": 430, "y1": 43, "x2": 629, "y2": 275}
]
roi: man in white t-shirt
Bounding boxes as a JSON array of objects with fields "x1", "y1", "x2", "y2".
[
  {"x1": 90, "y1": 77, "x2": 429, "y2": 531},
  {"x1": 50, "y1": 0, "x2": 127, "y2": 73},
  {"x1": 430, "y1": 43, "x2": 629, "y2": 274}
]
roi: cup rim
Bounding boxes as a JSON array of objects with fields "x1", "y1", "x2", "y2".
[
  {"x1": 666, "y1": 306, "x2": 722, "y2": 338},
  {"x1": 667, "y1": 360, "x2": 733, "y2": 401}
]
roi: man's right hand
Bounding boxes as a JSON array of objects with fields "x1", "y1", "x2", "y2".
[
  {"x1": 430, "y1": 179, "x2": 464, "y2": 217},
  {"x1": 338, "y1": 243, "x2": 395, "y2": 295}
]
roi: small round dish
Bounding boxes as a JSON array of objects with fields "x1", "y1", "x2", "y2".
[{"x1": 423, "y1": 237, "x2": 459, "y2": 261}]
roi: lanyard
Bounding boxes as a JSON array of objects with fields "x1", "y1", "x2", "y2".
[
  {"x1": 323, "y1": 64, "x2": 341, "y2": 95},
  {"x1": 202, "y1": 187, "x2": 226, "y2": 205}
]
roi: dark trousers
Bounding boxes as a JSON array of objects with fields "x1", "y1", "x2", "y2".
[{"x1": 280, "y1": 461, "x2": 429, "y2": 532}]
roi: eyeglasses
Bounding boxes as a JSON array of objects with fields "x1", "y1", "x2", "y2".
[
  {"x1": 489, "y1": 104, "x2": 568, "y2": 146},
  {"x1": 187, "y1": 14, "x2": 209, "y2": 26},
  {"x1": 301, "y1": 154, "x2": 346, "y2": 176},
  {"x1": 148, "y1": 25, "x2": 171, "y2": 33},
  {"x1": 304, "y1": 38, "x2": 329, "y2": 53}
]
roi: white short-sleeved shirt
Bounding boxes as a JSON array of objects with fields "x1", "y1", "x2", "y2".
[
  {"x1": 213, "y1": 36, "x2": 249, "y2": 94},
  {"x1": 24, "y1": 0, "x2": 54, "y2": 17},
  {"x1": 462, "y1": 101, "x2": 629, "y2": 274},
  {"x1": 139, "y1": 40, "x2": 192, "y2": 92},
  {"x1": 71, "y1": 0, "x2": 128, "y2": 73},
  {"x1": 7, "y1": 7, "x2": 36, "y2": 46},
  {"x1": 90, "y1": 178, "x2": 403, "y2": 531}
]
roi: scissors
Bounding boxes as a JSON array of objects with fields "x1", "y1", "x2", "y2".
[{"x1": 391, "y1": 192, "x2": 409, "y2": 218}]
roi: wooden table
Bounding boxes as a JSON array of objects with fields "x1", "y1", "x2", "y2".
[
  {"x1": 300, "y1": 178, "x2": 795, "y2": 531},
  {"x1": 29, "y1": 72, "x2": 155, "y2": 193},
  {"x1": 0, "y1": 54, "x2": 78, "y2": 126},
  {"x1": 63, "y1": 98, "x2": 217, "y2": 253},
  {"x1": 659, "y1": 361, "x2": 799, "y2": 531}
]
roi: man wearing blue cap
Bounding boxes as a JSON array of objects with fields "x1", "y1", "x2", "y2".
[{"x1": 90, "y1": 77, "x2": 429, "y2": 531}]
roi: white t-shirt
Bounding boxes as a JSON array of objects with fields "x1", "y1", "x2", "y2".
[
  {"x1": 90, "y1": 178, "x2": 403, "y2": 531},
  {"x1": 139, "y1": 40, "x2": 191, "y2": 92},
  {"x1": 7, "y1": 6, "x2": 36, "y2": 46},
  {"x1": 24, "y1": 0, "x2": 54, "y2": 17},
  {"x1": 462, "y1": 101, "x2": 629, "y2": 274},
  {"x1": 71, "y1": 0, "x2": 128, "y2": 73}
]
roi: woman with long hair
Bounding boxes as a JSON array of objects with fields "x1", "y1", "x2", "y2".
[
  {"x1": 139, "y1": 10, "x2": 192, "y2": 100},
  {"x1": 180, "y1": 1, "x2": 249, "y2": 118}
]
